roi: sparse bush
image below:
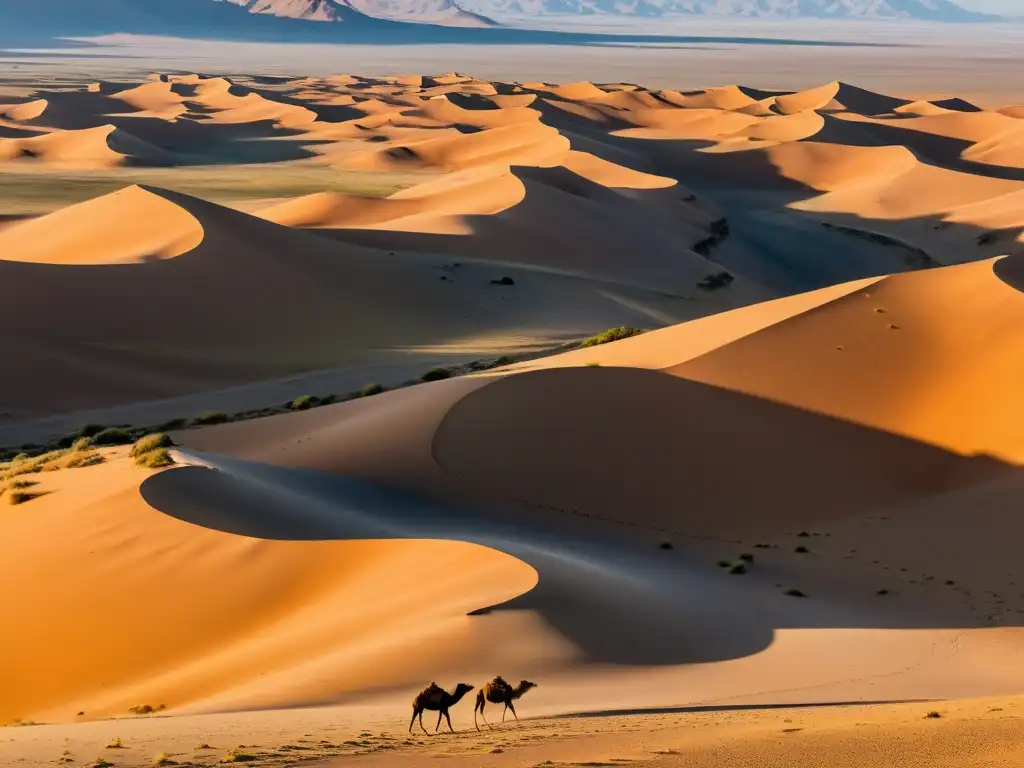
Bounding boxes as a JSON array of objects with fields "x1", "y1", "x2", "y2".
[
  {"x1": 421, "y1": 368, "x2": 451, "y2": 382},
  {"x1": 795, "y1": 546, "x2": 809, "y2": 554},
  {"x1": 738, "y1": 553, "x2": 754, "y2": 563},
  {"x1": 727, "y1": 562, "x2": 747, "y2": 575},
  {"x1": 490, "y1": 276, "x2": 515, "y2": 286},
  {"x1": 659, "y1": 541, "x2": 673, "y2": 550},
  {"x1": 71, "y1": 437, "x2": 93, "y2": 451},
  {"x1": 221, "y1": 749, "x2": 259, "y2": 763},
  {"x1": 92, "y1": 428, "x2": 132, "y2": 446},
  {"x1": 131, "y1": 434, "x2": 174, "y2": 458},
  {"x1": 8, "y1": 479, "x2": 37, "y2": 489},
  {"x1": 136, "y1": 449, "x2": 174, "y2": 469},
  {"x1": 796, "y1": 531, "x2": 810, "y2": 537},
  {"x1": 155, "y1": 419, "x2": 187, "y2": 432},
  {"x1": 716, "y1": 560, "x2": 731, "y2": 568},
  {"x1": 128, "y1": 704, "x2": 166, "y2": 716},
  {"x1": 876, "y1": 589, "x2": 889, "y2": 596},
  {"x1": 361, "y1": 383, "x2": 384, "y2": 397},
  {"x1": 90, "y1": 759, "x2": 115, "y2": 768},
  {"x1": 193, "y1": 411, "x2": 229, "y2": 426},
  {"x1": 697, "y1": 271, "x2": 734, "y2": 291},
  {"x1": 585, "y1": 362, "x2": 601, "y2": 367},
  {"x1": 106, "y1": 738, "x2": 124, "y2": 749},
  {"x1": 8, "y1": 491, "x2": 41, "y2": 505},
  {"x1": 925, "y1": 711, "x2": 942, "y2": 719},
  {"x1": 66, "y1": 452, "x2": 105, "y2": 469},
  {"x1": 784, "y1": 588, "x2": 807, "y2": 598},
  {"x1": 578, "y1": 326, "x2": 644, "y2": 348},
  {"x1": 319, "y1": 394, "x2": 338, "y2": 405},
  {"x1": 76, "y1": 424, "x2": 106, "y2": 439},
  {"x1": 290, "y1": 395, "x2": 319, "y2": 411},
  {"x1": 12, "y1": 453, "x2": 30, "y2": 463},
  {"x1": 153, "y1": 754, "x2": 177, "y2": 765}
]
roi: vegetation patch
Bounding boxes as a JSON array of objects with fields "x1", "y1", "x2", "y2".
[
  {"x1": 193, "y1": 411, "x2": 229, "y2": 426},
  {"x1": 490, "y1": 276, "x2": 515, "y2": 286},
  {"x1": 131, "y1": 434, "x2": 174, "y2": 458},
  {"x1": 128, "y1": 704, "x2": 166, "y2": 716},
  {"x1": 421, "y1": 368, "x2": 451, "y2": 382},
  {"x1": 289, "y1": 395, "x2": 319, "y2": 411},
  {"x1": 7, "y1": 490, "x2": 43, "y2": 505},
  {"x1": 578, "y1": 326, "x2": 645, "y2": 348},
  {"x1": 360, "y1": 383, "x2": 384, "y2": 397},
  {"x1": 92, "y1": 429, "x2": 133, "y2": 447},
  {"x1": 697, "y1": 271, "x2": 734, "y2": 291},
  {"x1": 136, "y1": 449, "x2": 175, "y2": 469}
]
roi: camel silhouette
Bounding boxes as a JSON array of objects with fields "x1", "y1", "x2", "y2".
[
  {"x1": 474, "y1": 676, "x2": 538, "y2": 730},
  {"x1": 410, "y1": 681, "x2": 475, "y2": 734}
]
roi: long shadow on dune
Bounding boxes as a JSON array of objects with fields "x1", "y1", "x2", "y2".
[
  {"x1": 559, "y1": 700, "x2": 926, "y2": 718},
  {"x1": 144, "y1": 367, "x2": 1018, "y2": 669}
]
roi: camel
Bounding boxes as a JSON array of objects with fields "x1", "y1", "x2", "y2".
[
  {"x1": 473, "y1": 676, "x2": 537, "y2": 730},
  {"x1": 409, "y1": 681, "x2": 475, "y2": 734}
]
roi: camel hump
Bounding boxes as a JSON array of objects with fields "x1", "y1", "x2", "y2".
[{"x1": 423, "y1": 682, "x2": 445, "y2": 705}]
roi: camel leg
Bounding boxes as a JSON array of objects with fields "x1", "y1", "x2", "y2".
[
  {"x1": 477, "y1": 699, "x2": 493, "y2": 731},
  {"x1": 502, "y1": 703, "x2": 508, "y2": 722},
  {"x1": 409, "y1": 707, "x2": 418, "y2": 733},
  {"x1": 444, "y1": 709, "x2": 455, "y2": 733},
  {"x1": 419, "y1": 710, "x2": 430, "y2": 735},
  {"x1": 435, "y1": 711, "x2": 444, "y2": 732},
  {"x1": 508, "y1": 701, "x2": 519, "y2": 722}
]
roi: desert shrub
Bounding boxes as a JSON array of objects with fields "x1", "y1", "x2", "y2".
[
  {"x1": 12, "y1": 453, "x2": 30, "y2": 463},
  {"x1": 659, "y1": 541, "x2": 673, "y2": 550},
  {"x1": 8, "y1": 491, "x2": 41, "y2": 505},
  {"x1": 876, "y1": 589, "x2": 889, "y2": 596},
  {"x1": 135, "y1": 449, "x2": 174, "y2": 469},
  {"x1": 490, "y1": 276, "x2": 515, "y2": 286},
  {"x1": 153, "y1": 753, "x2": 177, "y2": 765},
  {"x1": 738, "y1": 553, "x2": 754, "y2": 563},
  {"x1": 290, "y1": 395, "x2": 319, "y2": 411},
  {"x1": 716, "y1": 560, "x2": 730, "y2": 568},
  {"x1": 76, "y1": 424, "x2": 106, "y2": 439},
  {"x1": 727, "y1": 562, "x2": 747, "y2": 575},
  {"x1": 585, "y1": 362, "x2": 601, "y2": 367},
  {"x1": 92, "y1": 428, "x2": 133, "y2": 446},
  {"x1": 784, "y1": 588, "x2": 807, "y2": 598},
  {"x1": 193, "y1": 411, "x2": 229, "y2": 426},
  {"x1": 106, "y1": 738, "x2": 124, "y2": 749},
  {"x1": 90, "y1": 759, "x2": 115, "y2": 768},
  {"x1": 8, "y1": 479, "x2": 38, "y2": 489},
  {"x1": 925, "y1": 711, "x2": 942, "y2": 719},
  {"x1": 421, "y1": 368, "x2": 451, "y2": 382},
  {"x1": 578, "y1": 327, "x2": 644, "y2": 348},
  {"x1": 697, "y1": 271, "x2": 734, "y2": 291},
  {"x1": 66, "y1": 452, "x2": 105, "y2": 469},
  {"x1": 154, "y1": 418, "x2": 187, "y2": 432},
  {"x1": 361, "y1": 383, "x2": 384, "y2": 397},
  {"x1": 221, "y1": 750, "x2": 259, "y2": 763},
  {"x1": 795, "y1": 546, "x2": 809, "y2": 554},
  {"x1": 71, "y1": 437, "x2": 93, "y2": 451},
  {"x1": 796, "y1": 531, "x2": 810, "y2": 537},
  {"x1": 319, "y1": 394, "x2": 338, "y2": 405},
  {"x1": 131, "y1": 434, "x2": 174, "y2": 458},
  {"x1": 128, "y1": 704, "x2": 166, "y2": 716}
]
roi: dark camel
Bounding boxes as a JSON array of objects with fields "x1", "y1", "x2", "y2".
[
  {"x1": 409, "y1": 682, "x2": 475, "y2": 734},
  {"x1": 474, "y1": 676, "x2": 537, "y2": 730}
]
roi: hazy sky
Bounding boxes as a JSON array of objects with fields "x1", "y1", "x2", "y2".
[{"x1": 959, "y1": 0, "x2": 1020, "y2": 12}]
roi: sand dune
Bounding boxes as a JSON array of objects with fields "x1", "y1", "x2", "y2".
[
  {"x1": 5, "y1": 71, "x2": 1024, "y2": 752},
  {"x1": 0, "y1": 124, "x2": 176, "y2": 167}
]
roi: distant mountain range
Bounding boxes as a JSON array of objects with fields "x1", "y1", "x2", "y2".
[
  {"x1": 225, "y1": 0, "x2": 496, "y2": 26},
  {"x1": 0, "y1": 0, "x2": 1000, "y2": 44},
  {"x1": 227, "y1": 0, "x2": 995, "y2": 21},
  {"x1": 458, "y1": 0, "x2": 994, "y2": 19}
]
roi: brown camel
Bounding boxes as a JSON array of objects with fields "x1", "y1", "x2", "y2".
[
  {"x1": 474, "y1": 676, "x2": 537, "y2": 730},
  {"x1": 409, "y1": 681, "x2": 475, "y2": 734}
]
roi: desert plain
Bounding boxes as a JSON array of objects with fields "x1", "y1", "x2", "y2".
[{"x1": 2, "y1": 24, "x2": 1024, "y2": 768}]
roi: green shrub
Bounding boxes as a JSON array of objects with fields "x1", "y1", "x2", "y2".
[
  {"x1": 76, "y1": 424, "x2": 106, "y2": 439},
  {"x1": 153, "y1": 753, "x2": 177, "y2": 765},
  {"x1": 92, "y1": 429, "x2": 133, "y2": 446},
  {"x1": 727, "y1": 562, "x2": 747, "y2": 575},
  {"x1": 154, "y1": 418, "x2": 187, "y2": 431},
  {"x1": 421, "y1": 368, "x2": 451, "y2": 382},
  {"x1": 131, "y1": 434, "x2": 174, "y2": 458},
  {"x1": 106, "y1": 738, "x2": 124, "y2": 749},
  {"x1": 136, "y1": 449, "x2": 174, "y2": 469},
  {"x1": 319, "y1": 394, "x2": 338, "y2": 405},
  {"x1": 290, "y1": 395, "x2": 319, "y2": 411},
  {"x1": 66, "y1": 452, "x2": 105, "y2": 469},
  {"x1": 738, "y1": 553, "x2": 754, "y2": 563},
  {"x1": 361, "y1": 383, "x2": 384, "y2": 397},
  {"x1": 193, "y1": 411, "x2": 229, "y2": 426},
  {"x1": 71, "y1": 437, "x2": 93, "y2": 451},
  {"x1": 578, "y1": 327, "x2": 644, "y2": 348}
]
